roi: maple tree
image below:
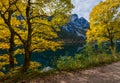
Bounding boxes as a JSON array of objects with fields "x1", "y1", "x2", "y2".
[
  {"x1": 13, "y1": 0, "x2": 73, "y2": 71},
  {"x1": 0, "y1": 0, "x2": 73, "y2": 72},
  {"x1": 87, "y1": 0, "x2": 120, "y2": 56}
]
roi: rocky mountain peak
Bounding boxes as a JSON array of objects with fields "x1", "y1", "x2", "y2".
[{"x1": 61, "y1": 14, "x2": 90, "y2": 40}]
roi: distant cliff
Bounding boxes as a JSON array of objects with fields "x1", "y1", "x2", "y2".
[{"x1": 58, "y1": 14, "x2": 89, "y2": 43}]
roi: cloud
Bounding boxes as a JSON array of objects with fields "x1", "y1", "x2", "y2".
[{"x1": 71, "y1": 0, "x2": 102, "y2": 20}]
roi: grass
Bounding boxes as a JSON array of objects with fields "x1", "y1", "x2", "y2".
[
  {"x1": 56, "y1": 53, "x2": 120, "y2": 71},
  {"x1": 0, "y1": 68, "x2": 70, "y2": 83},
  {"x1": 0, "y1": 67, "x2": 57, "y2": 83}
]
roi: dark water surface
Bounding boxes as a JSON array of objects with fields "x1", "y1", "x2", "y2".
[{"x1": 15, "y1": 44, "x2": 83, "y2": 68}]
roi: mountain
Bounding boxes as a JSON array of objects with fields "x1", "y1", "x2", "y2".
[{"x1": 59, "y1": 14, "x2": 90, "y2": 42}]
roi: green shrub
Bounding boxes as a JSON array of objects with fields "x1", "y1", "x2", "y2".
[
  {"x1": 57, "y1": 54, "x2": 86, "y2": 71},
  {"x1": 56, "y1": 53, "x2": 120, "y2": 71}
]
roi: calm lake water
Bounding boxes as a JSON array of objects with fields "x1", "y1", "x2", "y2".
[{"x1": 15, "y1": 44, "x2": 84, "y2": 68}]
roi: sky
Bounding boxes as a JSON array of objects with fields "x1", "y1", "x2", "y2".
[{"x1": 71, "y1": 0, "x2": 104, "y2": 20}]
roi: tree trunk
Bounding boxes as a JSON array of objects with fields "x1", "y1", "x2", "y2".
[
  {"x1": 110, "y1": 38, "x2": 116, "y2": 56},
  {"x1": 8, "y1": 32, "x2": 15, "y2": 70},
  {"x1": 22, "y1": 0, "x2": 32, "y2": 72},
  {"x1": 22, "y1": 46, "x2": 31, "y2": 72}
]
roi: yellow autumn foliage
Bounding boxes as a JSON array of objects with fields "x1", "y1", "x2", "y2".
[
  {"x1": 0, "y1": 54, "x2": 9, "y2": 70},
  {"x1": 87, "y1": 0, "x2": 120, "y2": 44},
  {"x1": 29, "y1": 61, "x2": 41, "y2": 69},
  {"x1": 0, "y1": 0, "x2": 73, "y2": 71},
  {"x1": 0, "y1": 72, "x2": 5, "y2": 76}
]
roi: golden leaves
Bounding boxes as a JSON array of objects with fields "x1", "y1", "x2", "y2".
[
  {"x1": 0, "y1": 72, "x2": 5, "y2": 76},
  {"x1": 29, "y1": 61, "x2": 41, "y2": 69},
  {"x1": 0, "y1": 42, "x2": 9, "y2": 49},
  {"x1": 87, "y1": 0, "x2": 120, "y2": 44},
  {"x1": 0, "y1": 54, "x2": 9, "y2": 70},
  {"x1": 0, "y1": 0, "x2": 72, "y2": 73}
]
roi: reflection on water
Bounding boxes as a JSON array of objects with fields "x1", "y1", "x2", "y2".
[{"x1": 16, "y1": 44, "x2": 84, "y2": 68}]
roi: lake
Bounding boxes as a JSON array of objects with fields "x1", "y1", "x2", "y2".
[{"x1": 15, "y1": 44, "x2": 84, "y2": 68}]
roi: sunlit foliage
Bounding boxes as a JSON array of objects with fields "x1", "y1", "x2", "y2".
[
  {"x1": 0, "y1": 0, "x2": 73, "y2": 72},
  {"x1": 87, "y1": 0, "x2": 120, "y2": 55}
]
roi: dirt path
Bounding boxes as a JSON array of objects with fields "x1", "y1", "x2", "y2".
[{"x1": 28, "y1": 62, "x2": 120, "y2": 83}]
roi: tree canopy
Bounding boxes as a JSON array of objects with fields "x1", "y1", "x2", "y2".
[
  {"x1": 87, "y1": 0, "x2": 120, "y2": 55},
  {"x1": 0, "y1": 0, "x2": 74, "y2": 73}
]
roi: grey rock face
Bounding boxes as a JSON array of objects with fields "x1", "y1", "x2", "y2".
[{"x1": 62, "y1": 14, "x2": 89, "y2": 40}]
